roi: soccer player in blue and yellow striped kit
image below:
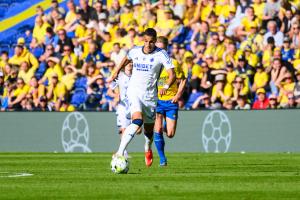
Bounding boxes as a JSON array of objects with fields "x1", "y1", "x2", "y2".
[{"x1": 154, "y1": 36, "x2": 187, "y2": 166}]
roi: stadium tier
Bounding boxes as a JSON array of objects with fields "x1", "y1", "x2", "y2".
[{"x1": 0, "y1": 0, "x2": 300, "y2": 111}]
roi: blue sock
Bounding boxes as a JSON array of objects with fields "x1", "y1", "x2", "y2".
[{"x1": 154, "y1": 132, "x2": 166, "y2": 164}]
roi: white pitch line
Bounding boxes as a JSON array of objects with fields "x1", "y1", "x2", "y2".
[
  {"x1": 0, "y1": 172, "x2": 33, "y2": 178},
  {"x1": 8, "y1": 173, "x2": 33, "y2": 178}
]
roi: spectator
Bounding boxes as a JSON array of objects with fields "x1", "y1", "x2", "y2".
[
  {"x1": 185, "y1": 79, "x2": 203, "y2": 110},
  {"x1": 35, "y1": 96, "x2": 51, "y2": 111},
  {"x1": 281, "y1": 92, "x2": 297, "y2": 108},
  {"x1": 46, "y1": 72, "x2": 67, "y2": 111},
  {"x1": 9, "y1": 45, "x2": 39, "y2": 70},
  {"x1": 263, "y1": 0, "x2": 281, "y2": 28},
  {"x1": 61, "y1": 45, "x2": 78, "y2": 69},
  {"x1": 223, "y1": 99, "x2": 235, "y2": 110},
  {"x1": 110, "y1": 43, "x2": 126, "y2": 67},
  {"x1": 18, "y1": 61, "x2": 38, "y2": 85},
  {"x1": 289, "y1": 23, "x2": 300, "y2": 49},
  {"x1": 0, "y1": 51, "x2": 9, "y2": 70},
  {"x1": 252, "y1": 88, "x2": 269, "y2": 109},
  {"x1": 56, "y1": 29, "x2": 74, "y2": 54},
  {"x1": 0, "y1": 72, "x2": 4, "y2": 96},
  {"x1": 8, "y1": 78, "x2": 29, "y2": 110},
  {"x1": 232, "y1": 75, "x2": 249, "y2": 102},
  {"x1": 78, "y1": 0, "x2": 98, "y2": 24},
  {"x1": 35, "y1": 5, "x2": 45, "y2": 17},
  {"x1": 200, "y1": 61, "x2": 213, "y2": 93},
  {"x1": 235, "y1": 95, "x2": 251, "y2": 110},
  {"x1": 50, "y1": 0, "x2": 65, "y2": 17},
  {"x1": 86, "y1": 75, "x2": 107, "y2": 110},
  {"x1": 169, "y1": 0, "x2": 185, "y2": 19},
  {"x1": 251, "y1": 63, "x2": 269, "y2": 93},
  {"x1": 267, "y1": 93, "x2": 278, "y2": 109},
  {"x1": 33, "y1": 15, "x2": 50, "y2": 44},
  {"x1": 65, "y1": 0, "x2": 77, "y2": 26},
  {"x1": 204, "y1": 33, "x2": 225, "y2": 69},
  {"x1": 59, "y1": 97, "x2": 75, "y2": 112},
  {"x1": 281, "y1": 37, "x2": 295, "y2": 62},
  {"x1": 281, "y1": 9, "x2": 294, "y2": 34},
  {"x1": 38, "y1": 57, "x2": 63, "y2": 85},
  {"x1": 277, "y1": 72, "x2": 295, "y2": 107},
  {"x1": 192, "y1": 93, "x2": 212, "y2": 110},
  {"x1": 82, "y1": 42, "x2": 105, "y2": 70},
  {"x1": 28, "y1": 76, "x2": 45, "y2": 107},
  {"x1": 94, "y1": 1, "x2": 107, "y2": 22},
  {"x1": 211, "y1": 74, "x2": 232, "y2": 108},
  {"x1": 263, "y1": 20, "x2": 284, "y2": 47},
  {"x1": 237, "y1": 7, "x2": 260, "y2": 39},
  {"x1": 270, "y1": 58, "x2": 287, "y2": 95},
  {"x1": 29, "y1": 37, "x2": 44, "y2": 59},
  {"x1": 235, "y1": 55, "x2": 252, "y2": 77},
  {"x1": 44, "y1": 27, "x2": 58, "y2": 47},
  {"x1": 294, "y1": 70, "x2": 300, "y2": 107}
]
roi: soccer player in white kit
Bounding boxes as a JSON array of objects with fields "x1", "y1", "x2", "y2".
[
  {"x1": 108, "y1": 28, "x2": 175, "y2": 167},
  {"x1": 110, "y1": 63, "x2": 133, "y2": 157}
]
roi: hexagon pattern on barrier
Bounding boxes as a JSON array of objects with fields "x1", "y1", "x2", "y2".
[
  {"x1": 61, "y1": 112, "x2": 92, "y2": 152},
  {"x1": 202, "y1": 111, "x2": 232, "y2": 153}
]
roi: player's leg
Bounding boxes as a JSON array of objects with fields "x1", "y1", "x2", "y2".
[
  {"x1": 115, "y1": 97, "x2": 144, "y2": 156},
  {"x1": 165, "y1": 115, "x2": 178, "y2": 138},
  {"x1": 154, "y1": 112, "x2": 167, "y2": 166},
  {"x1": 144, "y1": 123, "x2": 154, "y2": 166},
  {"x1": 116, "y1": 111, "x2": 143, "y2": 156},
  {"x1": 142, "y1": 101, "x2": 156, "y2": 167},
  {"x1": 158, "y1": 101, "x2": 179, "y2": 166},
  {"x1": 164, "y1": 102, "x2": 179, "y2": 138},
  {"x1": 116, "y1": 104, "x2": 130, "y2": 157}
]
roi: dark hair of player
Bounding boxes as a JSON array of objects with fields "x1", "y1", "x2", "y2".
[{"x1": 143, "y1": 28, "x2": 157, "y2": 39}]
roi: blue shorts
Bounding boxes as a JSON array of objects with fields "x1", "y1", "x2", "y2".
[{"x1": 156, "y1": 100, "x2": 179, "y2": 120}]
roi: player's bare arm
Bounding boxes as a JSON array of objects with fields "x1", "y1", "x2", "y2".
[
  {"x1": 171, "y1": 77, "x2": 187, "y2": 103},
  {"x1": 107, "y1": 56, "x2": 131, "y2": 83},
  {"x1": 159, "y1": 68, "x2": 176, "y2": 96}
]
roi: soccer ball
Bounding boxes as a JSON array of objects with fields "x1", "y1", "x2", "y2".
[{"x1": 111, "y1": 156, "x2": 129, "y2": 174}]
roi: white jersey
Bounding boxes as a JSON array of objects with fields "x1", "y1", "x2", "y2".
[
  {"x1": 117, "y1": 71, "x2": 131, "y2": 106},
  {"x1": 110, "y1": 71, "x2": 131, "y2": 106},
  {"x1": 127, "y1": 46, "x2": 174, "y2": 101},
  {"x1": 111, "y1": 71, "x2": 131, "y2": 129}
]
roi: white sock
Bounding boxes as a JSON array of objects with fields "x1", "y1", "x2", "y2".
[
  {"x1": 116, "y1": 123, "x2": 139, "y2": 155},
  {"x1": 124, "y1": 149, "x2": 128, "y2": 158},
  {"x1": 144, "y1": 133, "x2": 153, "y2": 152}
]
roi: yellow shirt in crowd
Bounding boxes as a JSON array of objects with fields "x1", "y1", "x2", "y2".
[
  {"x1": 9, "y1": 51, "x2": 39, "y2": 69},
  {"x1": 211, "y1": 83, "x2": 233, "y2": 103},
  {"x1": 13, "y1": 84, "x2": 30, "y2": 98},
  {"x1": 33, "y1": 22, "x2": 50, "y2": 43},
  {"x1": 48, "y1": 82, "x2": 67, "y2": 103},
  {"x1": 254, "y1": 71, "x2": 268, "y2": 88},
  {"x1": 18, "y1": 65, "x2": 38, "y2": 84},
  {"x1": 61, "y1": 53, "x2": 78, "y2": 68}
]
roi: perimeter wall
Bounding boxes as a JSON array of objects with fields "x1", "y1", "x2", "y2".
[{"x1": 0, "y1": 110, "x2": 299, "y2": 152}]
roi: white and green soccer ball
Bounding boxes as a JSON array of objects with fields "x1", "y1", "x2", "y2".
[{"x1": 111, "y1": 155, "x2": 129, "y2": 174}]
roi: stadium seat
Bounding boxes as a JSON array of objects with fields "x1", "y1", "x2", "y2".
[
  {"x1": 0, "y1": 44, "x2": 10, "y2": 52},
  {"x1": 70, "y1": 88, "x2": 87, "y2": 108},
  {"x1": 73, "y1": 76, "x2": 87, "y2": 90},
  {"x1": 34, "y1": 62, "x2": 47, "y2": 80}
]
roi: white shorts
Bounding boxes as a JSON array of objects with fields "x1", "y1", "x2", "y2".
[
  {"x1": 116, "y1": 103, "x2": 131, "y2": 129},
  {"x1": 128, "y1": 95, "x2": 156, "y2": 124}
]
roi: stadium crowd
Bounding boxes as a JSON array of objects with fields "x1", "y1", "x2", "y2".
[{"x1": 0, "y1": 0, "x2": 300, "y2": 111}]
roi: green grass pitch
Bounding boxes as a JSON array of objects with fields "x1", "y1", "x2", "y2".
[{"x1": 0, "y1": 153, "x2": 300, "y2": 199}]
